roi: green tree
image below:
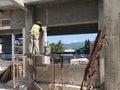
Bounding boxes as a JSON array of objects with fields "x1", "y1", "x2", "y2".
[
  {"x1": 49, "y1": 43, "x2": 56, "y2": 52},
  {"x1": 56, "y1": 40, "x2": 64, "y2": 52},
  {"x1": 84, "y1": 39, "x2": 90, "y2": 52},
  {"x1": 49, "y1": 40, "x2": 64, "y2": 52}
]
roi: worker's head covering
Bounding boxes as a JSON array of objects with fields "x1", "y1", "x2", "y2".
[{"x1": 36, "y1": 21, "x2": 42, "y2": 26}]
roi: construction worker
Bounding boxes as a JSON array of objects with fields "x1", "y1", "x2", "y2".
[{"x1": 29, "y1": 21, "x2": 43, "y2": 54}]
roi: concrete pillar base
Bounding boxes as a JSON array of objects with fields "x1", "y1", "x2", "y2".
[{"x1": 35, "y1": 55, "x2": 50, "y2": 65}]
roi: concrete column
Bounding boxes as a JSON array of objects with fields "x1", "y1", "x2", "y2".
[
  {"x1": 38, "y1": 26, "x2": 50, "y2": 64},
  {"x1": 98, "y1": 0, "x2": 105, "y2": 89},
  {"x1": 103, "y1": 0, "x2": 120, "y2": 90},
  {"x1": 25, "y1": 5, "x2": 34, "y2": 54},
  {"x1": 22, "y1": 28, "x2": 26, "y2": 76},
  {"x1": 23, "y1": 28, "x2": 25, "y2": 54},
  {"x1": 39, "y1": 26, "x2": 47, "y2": 54},
  {"x1": 11, "y1": 34, "x2": 15, "y2": 58},
  {"x1": 24, "y1": 5, "x2": 34, "y2": 77}
]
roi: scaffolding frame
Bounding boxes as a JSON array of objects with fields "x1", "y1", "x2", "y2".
[{"x1": 12, "y1": 55, "x2": 27, "y2": 88}]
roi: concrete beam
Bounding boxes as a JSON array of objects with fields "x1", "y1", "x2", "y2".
[
  {"x1": 47, "y1": 22, "x2": 98, "y2": 36},
  {"x1": 0, "y1": 28, "x2": 22, "y2": 35},
  {"x1": 35, "y1": 1, "x2": 98, "y2": 26},
  {"x1": 10, "y1": 0, "x2": 27, "y2": 11},
  {"x1": 24, "y1": 0, "x2": 95, "y2": 5},
  {"x1": 24, "y1": 0, "x2": 75, "y2": 5}
]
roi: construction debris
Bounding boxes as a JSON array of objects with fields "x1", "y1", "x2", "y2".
[
  {"x1": 0, "y1": 64, "x2": 23, "y2": 83},
  {"x1": 7, "y1": 77, "x2": 26, "y2": 87}
]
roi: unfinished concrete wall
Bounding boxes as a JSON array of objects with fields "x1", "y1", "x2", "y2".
[
  {"x1": 0, "y1": 9, "x2": 25, "y2": 28},
  {"x1": 35, "y1": 1, "x2": 98, "y2": 26},
  {"x1": 10, "y1": 9, "x2": 25, "y2": 28},
  {"x1": 35, "y1": 64, "x2": 100, "y2": 88},
  {"x1": 0, "y1": 11, "x2": 10, "y2": 19}
]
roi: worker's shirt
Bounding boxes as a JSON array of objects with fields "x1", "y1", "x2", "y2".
[{"x1": 30, "y1": 24, "x2": 40, "y2": 38}]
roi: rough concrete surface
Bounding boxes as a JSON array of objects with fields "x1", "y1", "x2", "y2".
[{"x1": 31, "y1": 64, "x2": 100, "y2": 90}]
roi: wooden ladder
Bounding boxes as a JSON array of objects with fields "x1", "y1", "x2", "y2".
[{"x1": 80, "y1": 26, "x2": 107, "y2": 90}]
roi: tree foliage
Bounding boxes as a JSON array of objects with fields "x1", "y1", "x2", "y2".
[
  {"x1": 49, "y1": 43, "x2": 56, "y2": 52},
  {"x1": 49, "y1": 40, "x2": 64, "y2": 52},
  {"x1": 76, "y1": 39, "x2": 90, "y2": 52},
  {"x1": 84, "y1": 39, "x2": 90, "y2": 52}
]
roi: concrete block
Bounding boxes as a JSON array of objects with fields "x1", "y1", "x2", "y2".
[{"x1": 35, "y1": 56, "x2": 50, "y2": 65}]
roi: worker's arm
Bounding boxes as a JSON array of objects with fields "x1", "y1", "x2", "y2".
[{"x1": 39, "y1": 27, "x2": 43, "y2": 31}]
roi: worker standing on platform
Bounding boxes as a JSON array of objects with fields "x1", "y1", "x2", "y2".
[{"x1": 29, "y1": 21, "x2": 43, "y2": 54}]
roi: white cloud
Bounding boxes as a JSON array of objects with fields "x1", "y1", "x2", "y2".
[{"x1": 64, "y1": 40, "x2": 80, "y2": 44}]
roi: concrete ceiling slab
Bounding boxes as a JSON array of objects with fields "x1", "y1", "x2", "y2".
[
  {"x1": 0, "y1": 0, "x2": 26, "y2": 11},
  {"x1": 0, "y1": 0, "x2": 14, "y2": 10},
  {"x1": 0, "y1": 0, "x2": 13, "y2": 7},
  {"x1": 47, "y1": 22, "x2": 98, "y2": 36}
]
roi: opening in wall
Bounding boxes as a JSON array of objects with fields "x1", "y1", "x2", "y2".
[{"x1": 0, "y1": 19, "x2": 11, "y2": 30}]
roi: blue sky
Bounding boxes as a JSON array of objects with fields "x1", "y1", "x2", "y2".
[{"x1": 47, "y1": 33, "x2": 97, "y2": 44}]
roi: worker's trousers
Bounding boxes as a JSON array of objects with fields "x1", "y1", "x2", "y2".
[{"x1": 29, "y1": 32, "x2": 39, "y2": 54}]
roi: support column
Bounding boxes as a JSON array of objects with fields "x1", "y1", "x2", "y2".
[
  {"x1": 25, "y1": 5, "x2": 34, "y2": 54},
  {"x1": 24, "y1": 5, "x2": 34, "y2": 77},
  {"x1": 39, "y1": 26, "x2": 47, "y2": 54},
  {"x1": 11, "y1": 34, "x2": 15, "y2": 60},
  {"x1": 98, "y1": 0, "x2": 105, "y2": 89},
  {"x1": 39, "y1": 26, "x2": 50, "y2": 64},
  {"x1": 11, "y1": 34, "x2": 15, "y2": 88},
  {"x1": 22, "y1": 28, "x2": 26, "y2": 76},
  {"x1": 103, "y1": 0, "x2": 120, "y2": 90}
]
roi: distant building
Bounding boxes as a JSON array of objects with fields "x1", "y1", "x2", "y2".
[
  {"x1": 64, "y1": 48, "x2": 75, "y2": 52},
  {"x1": 70, "y1": 58, "x2": 89, "y2": 65}
]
